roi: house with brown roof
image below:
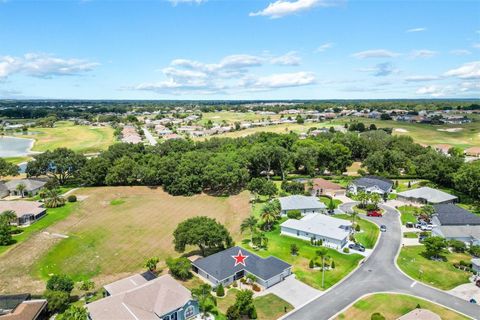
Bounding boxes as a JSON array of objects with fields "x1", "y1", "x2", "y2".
[
  {"x1": 465, "y1": 146, "x2": 480, "y2": 157},
  {"x1": 433, "y1": 144, "x2": 452, "y2": 155},
  {"x1": 87, "y1": 274, "x2": 199, "y2": 320},
  {"x1": 0, "y1": 294, "x2": 47, "y2": 320},
  {"x1": 0, "y1": 201, "x2": 46, "y2": 226},
  {"x1": 308, "y1": 178, "x2": 344, "y2": 196}
]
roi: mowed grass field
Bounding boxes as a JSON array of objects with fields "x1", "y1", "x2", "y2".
[
  {"x1": 336, "y1": 293, "x2": 469, "y2": 320},
  {"x1": 16, "y1": 121, "x2": 115, "y2": 153},
  {"x1": 199, "y1": 111, "x2": 281, "y2": 125},
  {"x1": 33, "y1": 186, "x2": 251, "y2": 283}
]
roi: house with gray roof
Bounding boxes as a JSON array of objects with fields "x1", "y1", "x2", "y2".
[
  {"x1": 191, "y1": 246, "x2": 291, "y2": 289},
  {"x1": 348, "y1": 176, "x2": 393, "y2": 196},
  {"x1": 87, "y1": 274, "x2": 199, "y2": 320},
  {"x1": 397, "y1": 187, "x2": 457, "y2": 204},
  {"x1": 431, "y1": 204, "x2": 480, "y2": 246},
  {"x1": 281, "y1": 213, "x2": 351, "y2": 249},
  {"x1": 278, "y1": 195, "x2": 326, "y2": 216},
  {"x1": 5, "y1": 179, "x2": 47, "y2": 197}
]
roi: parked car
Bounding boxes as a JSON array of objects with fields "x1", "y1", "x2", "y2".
[
  {"x1": 349, "y1": 243, "x2": 365, "y2": 252},
  {"x1": 380, "y1": 225, "x2": 387, "y2": 232},
  {"x1": 476, "y1": 279, "x2": 480, "y2": 288},
  {"x1": 420, "y1": 224, "x2": 433, "y2": 231},
  {"x1": 367, "y1": 210, "x2": 382, "y2": 217},
  {"x1": 405, "y1": 222, "x2": 414, "y2": 228}
]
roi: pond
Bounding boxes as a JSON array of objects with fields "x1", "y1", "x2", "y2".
[{"x1": 0, "y1": 136, "x2": 35, "y2": 158}]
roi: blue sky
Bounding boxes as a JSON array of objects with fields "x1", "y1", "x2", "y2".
[{"x1": 0, "y1": 0, "x2": 479, "y2": 100}]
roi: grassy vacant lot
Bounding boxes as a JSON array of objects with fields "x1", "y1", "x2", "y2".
[
  {"x1": 244, "y1": 220, "x2": 363, "y2": 290},
  {"x1": 335, "y1": 214, "x2": 379, "y2": 249},
  {"x1": 398, "y1": 205, "x2": 421, "y2": 225},
  {"x1": 336, "y1": 293, "x2": 469, "y2": 320},
  {"x1": 397, "y1": 245, "x2": 471, "y2": 290},
  {"x1": 199, "y1": 111, "x2": 281, "y2": 125},
  {"x1": 33, "y1": 187, "x2": 251, "y2": 282},
  {"x1": 16, "y1": 121, "x2": 114, "y2": 153}
]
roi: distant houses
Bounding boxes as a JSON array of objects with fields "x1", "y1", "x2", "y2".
[
  {"x1": 191, "y1": 246, "x2": 292, "y2": 289},
  {"x1": 431, "y1": 204, "x2": 480, "y2": 246},
  {"x1": 278, "y1": 195, "x2": 326, "y2": 216},
  {"x1": 396, "y1": 187, "x2": 457, "y2": 205},
  {"x1": 87, "y1": 274, "x2": 199, "y2": 320},
  {"x1": 347, "y1": 176, "x2": 393, "y2": 196},
  {"x1": 280, "y1": 213, "x2": 351, "y2": 249},
  {"x1": 121, "y1": 125, "x2": 142, "y2": 144}
]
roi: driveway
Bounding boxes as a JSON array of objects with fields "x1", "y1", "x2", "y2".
[
  {"x1": 449, "y1": 282, "x2": 480, "y2": 303},
  {"x1": 284, "y1": 203, "x2": 480, "y2": 320},
  {"x1": 258, "y1": 275, "x2": 322, "y2": 308}
]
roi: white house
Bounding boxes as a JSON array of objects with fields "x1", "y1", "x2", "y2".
[
  {"x1": 278, "y1": 195, "x2": 326, "y2": 216},
  {"x1": 431, "y1": 204, "x2": 480, "y2": 246},
  {"x1": 280, "y1": 213, "x2": 351, "y2": 249},
  {"x1": 348, "y1": 176, "x2": 393, "y2": 196}
]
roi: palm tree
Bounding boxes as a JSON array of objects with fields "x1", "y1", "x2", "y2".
[
  {"x1": 316, "y1": 247, "x2": 329, "y2": 288},
  {"x1": 15, "y1": 183, "x2": 26, "y2": 198},
  {"x1": 191, "y1": 284, "x2": 216, "y2": 319},
  {"x1": 240, "y1": 216, "x2": 258, "y2": 244},
  {"x1": 44, "y1": 189, "x2": 66, "y2": 208},
  {"x1": 351, "y1": 211, "x2": 358, "y2": 232},
  {"x1": 370, "y1": 193, "x2": 382, "y2": 210},
  {"x1": 356, "y1": 191, "x2": 369, "y2": 209},
  {"x1": 1, "y1": 210, "x2": 17, "y2": 224},
  {"x1": 260, "y1": 203, "x2": 278, "y2": 231}
]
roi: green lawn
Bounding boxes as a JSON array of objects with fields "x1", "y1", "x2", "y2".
[
  {"x1": 242, "y1": 222, "x2": 363, "y2": 290},
  {"x1": 319, "y1": 196, "x2": 342, "y2": 208},
  {"x1": 335, "y1": 214, "x2": 379, "y2": 249},
  {"x1": 397, "y1": 245, "x2": 472, "y2": 290},
  {"x1": 5, "y1": 156, "x2": 32, "y2": 165},
  {"x1": 0, "y1": 202, "x2": 78, "y2": 256},
  {"x1": 403, "y1": 232, "x2": 418, "y2": 238},
  {"x1": 15, "y1": 121, "x2": 115, "y2": 154},
  {"x1": 398, "y1": 205, "x2": 421, "y2": 225},
  {"x1": 254, "y1": 293, "x2": 293, "y2": 320},
  {"x1": 336, "y1": 293, "x2": 469, "y2": 320}
]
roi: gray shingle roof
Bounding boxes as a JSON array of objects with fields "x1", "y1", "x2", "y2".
[
  {"x1": 279, "y1": 195, "x2": 325, "y2": 211},
  {"x1": 192, "y1": 246, "x2": 291, "y2": 282},
  {"x1": 5, "y1": 179, "x2": 46, "y2": 192},
  {"x1": 433, "y1": 204, "x2": 480, "y2": 226},
  {"x1": 397, "y1": 187, "x2": 457, "y2": 204},
  {"x1": 353, "y1": 176, "x2": 393, "y2": 192}
]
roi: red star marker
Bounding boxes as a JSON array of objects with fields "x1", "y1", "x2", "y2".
[{"x1": 232, "y1": 249, "x2": 249, "y2": 267}]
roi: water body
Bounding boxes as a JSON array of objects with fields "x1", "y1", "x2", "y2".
[{"x1": 0, "y1": 136, "x2": 35, "y2": 158}]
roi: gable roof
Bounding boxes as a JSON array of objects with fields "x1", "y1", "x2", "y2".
[
  {"x1": 0, "y1": 300, "x2": 47, "y2": 320},
  {"x1": 103, "y1": 271, "x2": 155, "y2": 296},
  {"x1": 433, "y1": 204, "x2": 480, "y2": 226},
  {"x1": 280, "y1": 213, "x2": 351, "y2": 241},
  {"x1": 278, "y1": 195, "x2": 326, "y2": 211},
  {"x1": 0, "y1": 201, "x2": 45, "y2": 218},
  {"x1": 310, "y1": 178, "x2": 343, "y2": 191},
  {"x1": 397, "y1": 187, "x2": 457, "y2": 204},
  {"x1": 5, "y1": 179, "x2": 46, "y2": 192},
  {"x1": 192, "y1": 246, "x2": 291, "y2": 282},
  {"x1": 87, "y1": 274, "x2": 192, "y2": 320},
  {"x1": 352, "y1": 176, "x2": 393, "y2": 192}
]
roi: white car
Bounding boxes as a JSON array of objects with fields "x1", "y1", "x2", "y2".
[{"x1": 420, "y1": 225, "x2": 433, "y2": 231}]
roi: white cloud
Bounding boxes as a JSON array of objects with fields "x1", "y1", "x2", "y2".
[
  {"x1": 444, "y1": 61, "x2": 480, "y2": 79},
  {"x1": 0, "y1": 53, "x2": 98, "y2": 79},
  {"x1": 450, "y1": 49, "x2": 471, "y2": 56},
  {"x1": 168, "y1": 0, "x2": 205, "y2": 5},
  {"x1": 249, "y1": 0, "x2": 341, "y2": 19},
  {"x1": 316, "y1": 42, "x2": 334, "y2": 52},
  {"x1": 406, "y1": 27, "x2": 426, "y2": 33},
  {"x1": 416, "y1": 85, "x2": 452, "y2": 97},
  {"x1": 460, "y1": 81, "x2": 480, "y2": 92},
  {"x1": 411, "y1": 49, "x2": 438, "y2": 58},
  {"x1": 132, "y1": 53, "x2": 314, "y2": 95},
  {"x1": 404, "y1": 75, "x2": 440, "y2": 82},
  {"x1": 351, "y1": 49, "x2": 400, "y2": 59},
  {"x1": 270, "y1": 51, "x2": 301, "y2": 66}
]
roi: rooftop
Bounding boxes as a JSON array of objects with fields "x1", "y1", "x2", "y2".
[
  {"x1": 192, "y1": 246, "x2": 291, "y2": 282},
  {"x1": 278, "y1": 195, "x2": 326, "y2": 211},
  {"x1": 0, "y1": 300, "x2": 47, "y2": 320},
  {"x1": 352, "y1": 176, "x2": 393, "y2": 192},
  {"x1": 103, "y1": 271, "x2": 156, "y2": 296},
  {"x1": 280, "y1": 213, "x2": 351, "y2": 241},
  {"x1": 4, "y1": 179, "x2": 46, "y2": 192},
  {"x1": 311, "y1": 178, "x2": 344, "y2": 190},
  {"x1": 397, "y1": 187, "x2": 457, "y2": 204},
  {"x1": 397, "y1": 309, "x2": 441, "y2": 320},
  {"x1": 87, "y1": 274, "x2": 192, "y2": 320},
  {"x1": 0, "y1": 201, "x2": 45, "y2": 218},
  {"x1": 433, "y1": 204, "x2": 480, "y2": 226}
]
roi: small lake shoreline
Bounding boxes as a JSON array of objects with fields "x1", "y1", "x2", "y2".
[{"x1": 0, "y1": 135, "x2": 37, "y2": 158}]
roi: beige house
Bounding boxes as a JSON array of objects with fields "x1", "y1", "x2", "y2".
[{"x1": 0, "y1": 201, "x2": 46, "y2": 226}]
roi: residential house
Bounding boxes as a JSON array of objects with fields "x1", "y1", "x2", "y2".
[
  {"x1": 347, "y1": 176, "x2": 393, "y2": 196},
  {"x1": 87, "y1": 274, "x2": 199, "y2": 320},
  {"x1": 472, "y1": 258, "x2": 480, "y2": 275},
  {"x1": 278, "y1": 195, "x2": 326, "y2": 216},
  {"x1": 5, "y1": 179, "x2": 47, "y2": 197},
  {"x1": 0, "y1": 201, "x2": 46, "y2": 226},
  {"x1": 280, "y1": 213, "x2": 351, "y2": 249},
  {"x1": 191, "y1": 246, "x2": 291, "y2": 289},
  {"x1": 308, "y1": 178, "x2": 344, "y2": 196},
  {"x1": 0, "y1": 294, "x2": 47, "y2": 320},
  {"x1": 431, "y1": 204, "x2": 480, "y2": 246},
  {"x1": 121, "y1": 125, "x2": 142, "y2": 144},
  {"x1": 397, "y1": 309, "x2": 440, "y2": 320},
  {"x1": 465, "y1": 147, "x2": 480, "y2": 158},
  {"x1": 397, "y1": 187, "x2": 457, "y2": 205}
]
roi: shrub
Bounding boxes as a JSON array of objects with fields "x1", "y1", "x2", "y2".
[
  {"x1": 46, "y1": 274, "x2": 74, "y2": 294},
  {"x1": 287, "y1": 210, "x2": 302, "y2": 219},
  {"x1": 355, "y1": 224, "x2": 361, "y2": 232},
  {"x1": 252, "y1": 284, "x2": 260, "y2": 292},
  {"x1": 365, "y1": 204, "x2": 377, "y2": 211},
  {"x1": 449, "y1": 240, "x2": 466, "y2": 253},
  {"x1": 67, "y1": 195, "x2": 77, "y2": 202},
  {"x1": 216, "y1": 284, "x2": 225, "y2": 297},
  {"x1": 343, "y1": 247, "x2": 350, "y2": 253},
  {"x1": 309, "y1": 260, "x2": 314, "y2": 269},
  {"x1": 240, "y1": 278, "x2": 247, "y2": 284},
  {"x1": 250, "y1": 307, "x2": 258, "y2": 319},
  {"x1": 331, "y1": 260, "x2": 335, "y2": 269},
  {"x1": 371, "y1": 312, "x2": 386, "y2": 320},
  {"x1": 166, "y1": 257, "x2": 192, "y2": 280},
  {"x1": 232, "y1": 281, "x2": 238, "y2": 288},
  {"x1": 226, "y1": 305, "x2": 240, "y2": 320},
  {"x1": 290, "y1": 244, "x2": 299, "y2": 256},
  {"x1": 44, "y1": 290, "x2": 70, "y2": 313},
  {"x1": 469, "y1": 245, "x2": 480, "y2": 257}
]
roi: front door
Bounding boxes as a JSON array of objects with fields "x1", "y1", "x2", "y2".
[{"x1": 234, "y1": 270, "x2": 244, "y2": 280}]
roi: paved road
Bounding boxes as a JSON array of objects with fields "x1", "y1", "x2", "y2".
[
  {"x1": 284, "y1": 203, "x2": 480, "y2": 320},
  {"x1": 142, "y1": 127, "x2": 158, "y2": 146}
]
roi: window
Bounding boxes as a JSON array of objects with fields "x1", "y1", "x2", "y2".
[
  {"x1": 170, "y1": 312, "x2": 177, "y2": 320},
  {"x1": 185, "y1": 306, "x2": 195, "y2": 319}
]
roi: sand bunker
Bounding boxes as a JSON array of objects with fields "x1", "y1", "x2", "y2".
[{"x1": 438, "y1": 128, "x2": 463, "y2": 132}]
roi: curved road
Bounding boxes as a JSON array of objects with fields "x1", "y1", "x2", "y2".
[{"x1": 284, "y1": 203, "x2": 480, "y2": 320}]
